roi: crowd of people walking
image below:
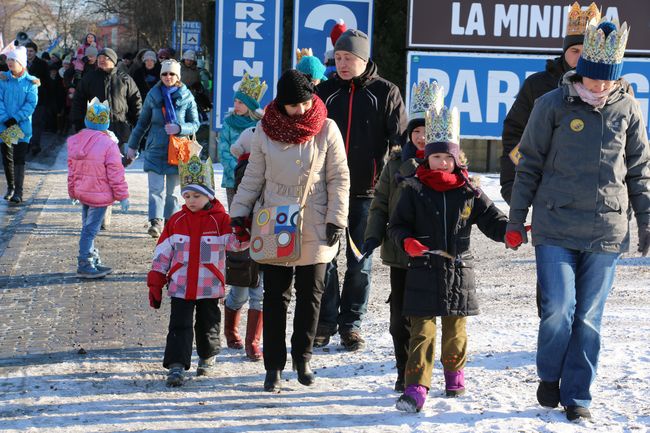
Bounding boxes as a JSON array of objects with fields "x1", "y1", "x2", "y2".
[{"x1": 1, "y1": 2, "x2": 649, "y2": 423}]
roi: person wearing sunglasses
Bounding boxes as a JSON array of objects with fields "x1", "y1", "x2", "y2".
[{"x1": 125, "y1": 59, "x2": 201, "y2": 238}]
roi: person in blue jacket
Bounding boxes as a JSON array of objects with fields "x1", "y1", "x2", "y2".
[
  {"x1": 0, "y1": 46, "x2": 39, "y2": 204},
  {"x1": 126, "y1": 59, "x2": 200, "y2": 238}
]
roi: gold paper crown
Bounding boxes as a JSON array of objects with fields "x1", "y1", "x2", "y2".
[
  {"x1": 425, "y1": 84, "x2": 460, "y2": 145},
  {"x1": 582, "y1": 17, "x2": 629, "y2": 65},
  {"x1": 179, "y1": 142, "x2": 214, "y2": 192},
  {"x1": 296, "y1": 48, "x2": 314, "y2": 63},
  {"x1": 566, "y1": 2, "x2": 601, "y2": 36},
  {"x1": 410, "y1": 81, "x2": 444, "y2": 120},
  {"x1": 237, "y1": 72, "x2": 268, "y2": 103}
]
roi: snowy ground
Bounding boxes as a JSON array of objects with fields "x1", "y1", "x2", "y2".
[{"x1": 1, "y1": 166, "x2": 649, "y2": 433}]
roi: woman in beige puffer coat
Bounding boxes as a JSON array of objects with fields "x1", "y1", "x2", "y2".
[{"x1": 229, "y1": 69, "x2": 350, "y2": 392}]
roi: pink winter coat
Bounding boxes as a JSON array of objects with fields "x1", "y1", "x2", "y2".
[{"x1": 67, "y1": 129, "x2": 129, "y2": 207}]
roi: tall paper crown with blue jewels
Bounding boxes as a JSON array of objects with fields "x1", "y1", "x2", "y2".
[
  {"x1": 179, "y1": 144, "x2": 215, "y2": 200},
  {"x1": 234, "y1": 72, "x2": 268, "y2": 111},
  {"x1": 576, "y1": 18, "x2": 629, "y2": 80},
  {"x1": 410, "y1": 81, "x2": 444, "y2": 120},
  {"x1": 424, "y1": 84, "x2": 459, "y2": 145}
]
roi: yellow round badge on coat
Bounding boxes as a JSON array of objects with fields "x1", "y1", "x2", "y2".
[{"x1": 570, "y1": 119, "x2": 584, "y2": 132}]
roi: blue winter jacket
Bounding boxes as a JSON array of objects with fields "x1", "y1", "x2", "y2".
[
  {"x1": 127, "y1": 82, "x2": 200, "y2": 175},
  {"x1": 0, "y1": 71, "x2": 39, "y2": 143},
  {"x1": 217, "y1": 118, "x2": 242, "y2": 189}
]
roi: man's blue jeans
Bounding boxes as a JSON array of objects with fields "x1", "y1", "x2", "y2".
[
  {"x1": 148, "y1": 172, "x2": 180, "y2": 221},
  {"x1": 535, "y1": 245, "x2": 619, "y2": 408},
  {"x1": 79, "y1": 205, "x2": 107, "y2": 259},
  {"x1": 319, "y1": 197, "x2": 373, "y2": 334}
]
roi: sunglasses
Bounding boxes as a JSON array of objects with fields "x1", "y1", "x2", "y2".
[{"x1": 161, "y1": 72, "x2": 176, "y2": 77}]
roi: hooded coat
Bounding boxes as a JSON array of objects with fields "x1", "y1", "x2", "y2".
[
  {"x1": 0, "y1": 70, "x2": 39, "y2": 142},
  {"x1": 67, "y1": 129, "x2": 129, "y2": 207},
  {"x1": 229, "y1": 119, "x2": 350, "y2": 267},
  {"x1": 316, "y1": 61, "x2": 407, "y2": 198},
  {"x1": 388, "y1": 176, "x2": 508, "y2": 317},
  {"x1": 509, "y1": 74, "x2": 650, "y2": 253},
  {"x1": 126, "y1": 82, "x2": 200, "y2": 175}
]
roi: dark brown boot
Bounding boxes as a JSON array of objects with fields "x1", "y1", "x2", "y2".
[
  {"x1": 224, "y1": 307, "x2": 244, "y2": 349},
  {"x1": 245, "y1": 309, "x2": 263, "y2": 361}
]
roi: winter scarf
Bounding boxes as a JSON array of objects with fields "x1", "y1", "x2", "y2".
[
  {"x1": 161, "y1": 85, "x2": 180, "y2": 124},
  {"x1": 224, "y1": 112, "x2": 257, "y2": 133},
  {"x1": 416, "y1": 165, "x2": 467, "y2": 192},
  {"x1": 416, "y1": 149, "x2": 424, "y2": 159},
  {"x1": 261, "y1": 95, "x2": 327, "y2": 144},
  {"x1": 572, "y1": 82, "x2": 616, "y2": 109}
]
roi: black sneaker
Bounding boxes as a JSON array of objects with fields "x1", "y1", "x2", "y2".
[
  {"x1": 340, "y1": 331, "x2": 366, "y2": 352},
  {"x1": 313, "y1": 326, "x2": 335, "y2": 348},
  {"x1": 565, "y1": 405, "x2": 592, "y2": 422},
  {"x1": 264, "y1": 370, "x2": 282, "y2": 392},
  {"x1": 197, "y1": 356, "x2": 216, "y2": 377},
  {"x1": 536, "y1": 380, "x2": 560, "y2": 408},
  {"x1": 148, "y1": 219, "x2": 164, "y2": 238}
]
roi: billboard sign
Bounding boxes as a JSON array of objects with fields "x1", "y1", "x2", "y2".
[
  {"x1": 408, "y1": 0, "x2": 650, "y2": 55},
  {"x1": 407, "y1": 51, "x2": 650, "y2": 139},
  {"x1": 213, "y1": 0, "x2": 283, "y2": 129},
  {"x1": 292, "y1": 0, "x2": 374, "y2": 66}
]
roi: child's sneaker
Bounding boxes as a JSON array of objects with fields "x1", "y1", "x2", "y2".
[
  {"x1": 396, "y1": 384, "x2": 427, "y2": 412},
  {"x1": 148, "y1": 219, "x2": 163, "y2": 238},
  {"x1": 444, "y1": 369, "x2": 466, "y2": 397},
  {"x1": 166, "y1": 364, "x2": 185, "y2": 387},
  {"x1": 197, "y1": 356, "x2": 216, "y2": 377},
  {"x1": 77, "y1": 257, "x2": 110, "y2": 279},
  {"x1": 90, "y1": 248, "x2": 113, "y2": 274}
]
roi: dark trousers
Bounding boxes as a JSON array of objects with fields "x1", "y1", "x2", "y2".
[
  {"x1": 30, "y1": 104, "x2": 46, "y2": 153},
  {"x1": 319, "y1": 197, "x2": 373, "y2": 334},
  {"x1": 262, "y1": 263, "x2": 326, "y2": 371},
  {"x1": 389, "y1": 267, "x2": 410, "y2": 372},
  {"x1": 163, "y1": 297, "x2": 221, "y2": 370},
  {"x1": 1, "y1": 141, "x2": 28, "y2": 188}
]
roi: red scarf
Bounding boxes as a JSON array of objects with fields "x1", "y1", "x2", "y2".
[
  {"x1": 261, "y1": 95, "x2": 327, "y2": 144},
  {"x1": 416, "y1": 165, "x2": 467, "y2": 192},
  {"x1": 415, "y1": 149, "x2": 425, "y2": 159},
  {"x1": 238, "y1": 153, "x2": 250, "y2": 162}
]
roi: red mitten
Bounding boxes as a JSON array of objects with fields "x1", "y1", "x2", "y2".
[
  {"x1": 505, "y1": 224, "x2": 531, "y2": 250},
  {"x1": 403, "y1": 238, "x2": 428, "y2": 257},
  {"x1": 147, "y1": 270, "x2": 166, "y2": 309}
]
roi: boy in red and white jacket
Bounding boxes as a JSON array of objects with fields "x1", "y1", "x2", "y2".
[{"x1": 147, "y1": 155, "x2": 248, "y2": 387}]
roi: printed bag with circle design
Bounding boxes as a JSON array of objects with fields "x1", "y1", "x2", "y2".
[{"x1": 249, "y1": 147, "x2": 318, "y2": 264}]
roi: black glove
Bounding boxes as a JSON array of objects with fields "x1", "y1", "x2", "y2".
[
  {"x1": 326, "y1": 223, "x2": 344, "y2": 247},
  {"x1": 638, "y1": 224, "x2": 650, "y2": 256},
  {"x1": 4, "y1": 118, "x2": 17, "y2": 128},
  {"x1": 361, "y1": 237, "x2": 381, "y2": 255}
]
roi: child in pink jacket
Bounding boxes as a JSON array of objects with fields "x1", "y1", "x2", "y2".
[{"x1": 67, "y1": 98, "x2": 129, "y2": 278}]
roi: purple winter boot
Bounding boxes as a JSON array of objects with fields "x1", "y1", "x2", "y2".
[
  {"x1": 444, "y1": 369, "x2": 466, "y2": 397},
  {"x1": 396, "y1": 384, "x2": 427, "y2": 412}
]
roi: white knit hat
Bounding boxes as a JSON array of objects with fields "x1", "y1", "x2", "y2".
[
  {"x1": 142, "y1": 50, "x2": 157, "y2": 62},
  {"x1": 160, "y1": 59, "x2": 181, "y2": 78},
  {"x1": 182, "y1": 50, "x2": 196, "y2": 62},
  {"x1": 7, "y1": 46, "x2": 27, "y2": 68}
]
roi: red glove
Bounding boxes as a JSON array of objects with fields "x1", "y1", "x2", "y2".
[
  {"x1": 147, "y1": 270, "x2": 166, "y2": 309},
  {"x1": 403, "y1": 238, "x2": 428, "y2": 257},
  {"x1": 505, "y1": 224, "x2": 532, "y2": 250},
  {"x1": 231, "y1": 216, "x2": 251, "y2": 242}
]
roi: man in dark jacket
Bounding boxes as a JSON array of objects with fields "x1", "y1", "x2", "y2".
[
  {"x1": 25, "y1": 42, "x2": 48, "y2": 155},
  {"x1": 71, "y1": 47, "x2": 142, "y2": 151},
  {"x1": 314, "y1": 29, "x2": 407, "y2": 351}
]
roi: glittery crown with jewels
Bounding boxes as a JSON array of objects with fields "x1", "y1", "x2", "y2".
[
  {"x1": 577, "y1": 18, "x2": 629, "y2": 80},
  {"x1": 179, "y1": 151, "x2": 215, "y2": 199},
  {"x1": 424, "y1": 85, "x2": 459, "y2": 145},
  {"x1": 410, "y1": 80, "x2": 444, "y2": 120},
  {"x1": 566, "y1": 2, "x2": 601, "y2": 36},
  {"x1": 84, "y1": 97, "x2": 110, "y2": 131},
  {"x1": 237, "y1": 73, "x2": 268, "y2": 103}
]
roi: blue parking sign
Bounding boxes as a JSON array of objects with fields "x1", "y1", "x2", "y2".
[
  {"x1": 292, "y1": 0, "x2": 374, "y2": 66},
  {"x1": 407, "y1": 52, "x2": 650, "y2": 139},
  {"x1": 213, "y1": 0, "x2": 284, "y2": 129}
]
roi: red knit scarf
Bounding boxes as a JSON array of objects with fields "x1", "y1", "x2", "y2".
[
  {"x1": 261, "y1": 95, "x2": 327, "y2": 144},
  {"x1": 416, "y1": 165, "x2": 467, "y2": 192}
]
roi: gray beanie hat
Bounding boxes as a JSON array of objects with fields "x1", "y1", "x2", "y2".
[
  {"x1": 334, "y1": 29, "x2": 370, "y2": 62},
  {"x1": 98, "y1": 48, "x2": 118, "y2": 65}
]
